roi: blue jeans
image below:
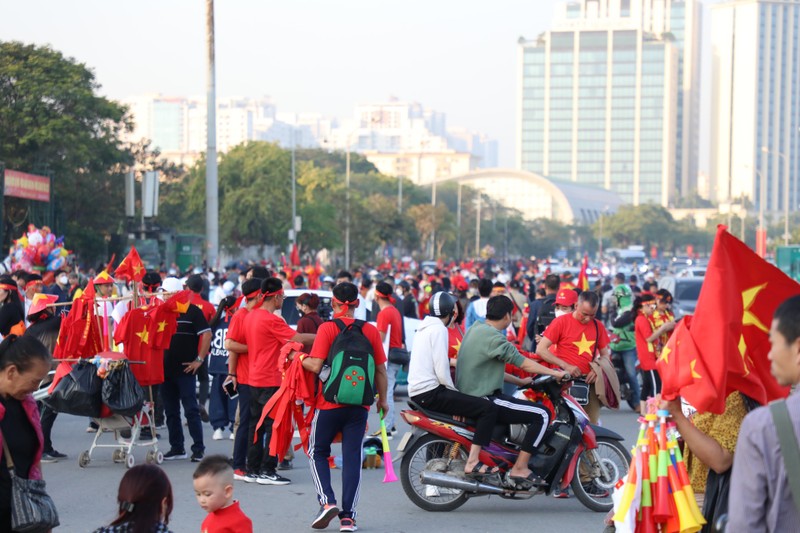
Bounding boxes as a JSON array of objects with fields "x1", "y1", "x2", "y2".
[
  {"x1": 309, "y1": 406, "x2": 368, "y2": 519},
  {"x1": 232, "y1": 384, "x2": 251, "y2": 471},
  {"x1": 161, "y1": 373, "x2": 204, "y2": 454},
  {"x1": 617, "y1": 349, "x2": 640, "y2": 407},
  {"x1": 209, "y1": 373, "x2": 237, "y2": 431},
  {"x1": 384, "y1": 362, "x2": 403, "y2": 430}
]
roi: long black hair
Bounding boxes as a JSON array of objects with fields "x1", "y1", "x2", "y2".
[
  {"x1": 209, "y1": 296, "x2": 237, "y2": 329},
  {"x1": 0, "y1": 275, "x2": 24, "y2": 317}
]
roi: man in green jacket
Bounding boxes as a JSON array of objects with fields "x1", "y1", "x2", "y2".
[{"x1": 456, "y1": 296, "x2": 569, "y2": 488}]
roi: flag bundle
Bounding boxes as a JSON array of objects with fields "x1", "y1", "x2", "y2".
[
  {"x1": 578, "y1": 253, "x2": 590, "y2": 292},
  {"x1": 612, "y1": 405, "x2": 705, "y2": 533}
]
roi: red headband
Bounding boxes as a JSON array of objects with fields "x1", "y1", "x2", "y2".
[
  {"x1": 333, "y1": 296, "x2": 358, "y2": 318},
  {"x1": 244, "y1": 289, "x2": 260, "y2": 300},
  {"x1": 25, "y1": 280, "x2": 42, "y2": 290},
  {"x1": 375, "y1": 289, "x2": 395, "y2": 304},
  {"x1": 256, "y1": 288, "x2": 283, "y2": 307}
]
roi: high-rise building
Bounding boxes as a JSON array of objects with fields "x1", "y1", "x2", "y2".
[
  {"x1": 710, "y1": 0, "x2": 800, "y2": 217},
  {"x1": 517, "y1": 0, "x2": 701, "y2": 206}
]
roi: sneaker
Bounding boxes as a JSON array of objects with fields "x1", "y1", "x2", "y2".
[
  {"x1": 191, "y1": 451, "x2": 204, "y2": 463},
  {"x1": 256, "y1": 471, "x2": 291, "y2": 485},
  {"x1": 163, "y1": 449, "x2": 187, "y2": 461},
  {"x1": 277, "y1": 459, "x2": 293, "y2": 470},
  {"x1": 212, "y1": 428, "x2": 225, "y2": 441},
  {"x1": 311, "y1": 504, "x2": 339, "y2": 529},
  {"x1": 553, "y1": 489, "x2": 571, "y2": 499},
  {"x1": 339, "y1": 517, "x2": 357, "y2": 532},
  {"x1": 86, "y1": 425, "x2": 98, "y2": 433},
  {"x1": 229, "y1": 430, "x2": 235, "y2": 440},
  {"x1": 41, "y1": 450, "x2": 67, "y2": 463},
  {"x1": 233, "y1": 469, "x2": 248, "y2": 481},
  {"x1": 242, "y1": 471, "x2": 258, "y2": 483}
]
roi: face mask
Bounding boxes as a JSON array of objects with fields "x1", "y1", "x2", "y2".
[
  {"x1": 555, "y1": 309, "x2": 568, "y2": 318},
  {"x1": 468, "y1": 288, "x2": 478, "y2": 297},
  {"x1": 58, "y1": 275, "x2": 68, "y2": 285},
  {"x1": 395, "y1": 288, "x2": 404, "y2": 298}
]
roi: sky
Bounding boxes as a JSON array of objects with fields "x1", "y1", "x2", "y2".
[
  {"x1": 1, "y1": 0, "x2": 561, "y2": 166},
  {"x1": 1, "y1": 1, "x2": 714, "y2": 170}
]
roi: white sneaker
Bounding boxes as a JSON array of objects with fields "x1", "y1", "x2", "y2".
[
  {"x1": 212, "y1": 428, "x2": 224, "y2": 441},
  {"x1": 229, "y1": 430, "x2": 235, "y2": 440}
]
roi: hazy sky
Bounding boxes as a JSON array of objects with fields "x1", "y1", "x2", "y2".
[
  {"x1": 1, "y1": 1, "x2": 562, "y2": 166},
  {"x1": 2, "y1": 1, "x2": 714, "y2": 170}
]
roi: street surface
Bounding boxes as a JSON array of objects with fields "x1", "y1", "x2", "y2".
[{"x1": 44, "y1": 398, "x2": 640, "y2": 532}]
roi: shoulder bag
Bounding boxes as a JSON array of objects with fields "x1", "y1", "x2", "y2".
[
  {"x1": 769, "y1": 400, "x2": 800, "y2": 512},
  {"x1": 0, "y1": 428, "x2": 60, "y2": 532}
]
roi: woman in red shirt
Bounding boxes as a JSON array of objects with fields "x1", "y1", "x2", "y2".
[{"x1": 634, "y1": 294, "x2": 674, "y2": 413}]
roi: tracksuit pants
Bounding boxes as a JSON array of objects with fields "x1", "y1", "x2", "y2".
[
  {"x1": 309, "y1": 406, "x2": 368, "y2": 519},
  {"x1": 488, "y1": 392, "x2": 550, "y2": 454},
  {"x1": 411, "y1": 385, "x2": 498, "y2": 446}
]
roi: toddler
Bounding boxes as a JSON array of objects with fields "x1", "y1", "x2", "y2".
[{"x1": 193, "y1": 455, "x2": 253, "y2": 533}]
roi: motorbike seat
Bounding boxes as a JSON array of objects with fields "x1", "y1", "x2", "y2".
[{"x1": 406, "y1": 400, "x2": 509, "y2": 441}]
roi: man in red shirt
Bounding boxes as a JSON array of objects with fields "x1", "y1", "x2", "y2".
[
  {"x1": 300, "y1": 282, "x2": 388, "y2": 533},
  {"x1": 374, "y1": 281, "x2": 405, "y2": 438},
  {"x1": 243, "y1": 277, "x2": 314, "y2": 485},
  {"x1": 224, "y1": 278, "x2": 263, "y2": 481},
  {"x1": 536, "y1": 290, "x2": 611, "y2": 424}
]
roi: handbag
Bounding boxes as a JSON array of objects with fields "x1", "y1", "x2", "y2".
[
  {"x1": 569, "y1": 379, "x2": 590, "y2": 405},
  {"x1": 388, "y1": 347, "x2": 410, "y2": 366},
  {"x1": 0, "y1": 430, "x2": 60, "y2": 533}
]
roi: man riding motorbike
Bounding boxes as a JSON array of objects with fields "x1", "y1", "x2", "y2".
[{"x1": 456, "y1": 295, "x2": 570, "y2": 488}]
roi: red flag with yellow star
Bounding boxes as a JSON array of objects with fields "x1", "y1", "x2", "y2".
[
  {"x1": 115, "y1": 246, "x2": 146, "y2": 283},
  {"x1": 149, "y1": 290, "x2": 191, "y2": 349},
  {"x1": 658, "y1": 226, "x2": 798, "y2": 413},
  {"x1": 577, "y1": 253, "x2": 590, "y2": 292}
]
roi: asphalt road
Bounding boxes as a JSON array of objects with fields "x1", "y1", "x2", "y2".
[{"x1": 43, "y1": 398, "x2": 641, "y2": 532}]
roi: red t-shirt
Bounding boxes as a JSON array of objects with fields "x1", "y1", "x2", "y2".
[
  {"x1": 635, "y1": 313, "x2": 658, "y2": 371},
  {"x1": 543, "y1": 314, "x2": 610, "y2": 375},
  {"x1": 191, "y1": 293, "x2": 216, "y2": 323},
  {"x1": 226, "y1": 308, "x2": 250, "y2": 386},
  {"x1": 201, "y1": 500, "x2": 253, "y2": 533},
  {"x1": 309, "y1": 317, "x2": 387, "y2": 410},
  {"x1": 376, "y1": 305, "x2": 403, "y2": 349},
  {"x1": 243, "y1": 308, "x2": 296, "y2": 388}
]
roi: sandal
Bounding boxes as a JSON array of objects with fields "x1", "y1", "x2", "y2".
[
  {"x1": 464, "y1": 461, "x2": 500, "y2": 479},
  {"x1": 507, "y1": 471, "x2": 546, "y2": 489}
]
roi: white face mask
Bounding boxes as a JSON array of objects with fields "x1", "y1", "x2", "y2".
[
  {"x1": 58, "y1": 275, "x2": 68, "y2": 285},
  {"x1": 395, "y1": 288, "x2": 404, "y2": 298},
  {"x1": 555, "y1": 309, "x2": 569, "y2": 318}
]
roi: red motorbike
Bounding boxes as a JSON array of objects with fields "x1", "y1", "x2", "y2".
[{"x1": 397, "y1": 375, "x2": 631, "y2": 512}]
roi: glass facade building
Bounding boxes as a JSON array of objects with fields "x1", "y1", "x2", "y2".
[
  {"x1": 517, "y1": 0, "x2": 700, "y2": 206},
  {"x1": 711, "y1": 0, "x2": 800, "y2": 215}
]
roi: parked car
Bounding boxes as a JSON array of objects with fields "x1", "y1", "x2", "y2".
[
  {"x1": 675, "y1": 267, "x2": 706, "y2": 278},
  {"x1": 658, "y1": 276, "x2": 704, "y2": 318}
]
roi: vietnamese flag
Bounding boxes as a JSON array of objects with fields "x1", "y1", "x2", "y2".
[
  {"x1": 657, "y1": 225, "x2": 798, "y2": 413},
  {"x1": 290, "y1": 243, "x2": 301, "y2": 267},
  {"x1": 577, "y1": 253, "x2": 590, "y2": 292},
  {"x1": 115, "y1": 246, "x2": 146, "y2": 282}
]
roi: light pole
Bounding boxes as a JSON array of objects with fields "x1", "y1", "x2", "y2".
[
  {"x1": 456, "y1": 181, "x2": 462, "y2": 259},
  {"x1": 291, "y1": 126, "x2": 297, "y2": 246},
  {"x1": 431, "y1": 176, "x2": 437, "y2": 259},
  {"x1": 761, "y1": 146, "x2": 790, "y2": 246},
  {"x1": 205, "y1": 0, "x2": 219, "y2": 268},
  {"x1": 474, "y1": 192, "x2": 481, "y2": 257}
]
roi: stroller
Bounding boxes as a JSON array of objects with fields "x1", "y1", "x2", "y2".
[{"x1": 45, "y1": 352, "x2": 163, "y2": 468}]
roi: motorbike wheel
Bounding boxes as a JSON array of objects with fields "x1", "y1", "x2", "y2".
[
  {"x1": 400, "y1": 434, "x2": 469, "y2": 512},
  {"x1": 571, "y1": 437, "x2": 631, "y2": 512}
]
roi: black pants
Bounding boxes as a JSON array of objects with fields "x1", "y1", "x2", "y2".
[
  {"x1": 247, "y1": 386, "x2": 280, "y2": 474},
  {"x1": 641, "y1": 369, "x2": 662, "y2": 401},
  {"x1": 39, "y1": 403, "x2": 57, "y2": 452},
  {"x1": 197, "y1": 360, "x2": 209, "y2": 406},
  {"x1": 488, "y1": 393, "x2": 550, "y2": 454},
  {"x1": 411, "y1": 385, "x2": 498, "y2": 447}
]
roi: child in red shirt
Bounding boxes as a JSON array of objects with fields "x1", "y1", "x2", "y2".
[{"x1": 193, "y1": 455, "x2": 253, "y2": 533}]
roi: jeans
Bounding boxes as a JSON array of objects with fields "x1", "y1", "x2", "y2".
[
  {"x1": 232, "y1": 384, "x2": 252, "y2": 471},
  {"x1": 309, "y1": 406, "x2": 368, "y2": 519},
  {"x1": 197, "y1": 360, "x2": 210, "y2": 407},
  {"x1": 161, "y1": 373, "x2": 204, "y2": 454},
  {"x1": 384, "y1": 362, "x2": 403, "y2": 430},
  {"x1": 39, "y1": 403, "x2": 58, "y2": 452},
  {"x1": 617, "y1": 349, "x2": 640, "y2": 407},
  {"x1": 209, "y1": 374, "x2": 237, "y2": 431}
]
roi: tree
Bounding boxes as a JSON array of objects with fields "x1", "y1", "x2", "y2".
[{"x1": 0, "y1": 41, "x2": 133, "y2": 262}]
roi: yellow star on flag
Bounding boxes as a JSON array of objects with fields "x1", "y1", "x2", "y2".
[
  {"x1": 742, "y1": 283, "x2": 769, "y2": 333},
  {"x1": 690, "y1": 359, "x2": 702, "y2": 379},
  {"x1": 133, "y1": 263, "x2": 144, "y2": 276},
  {"x1": 157, "y1": 320, "x2": 168, "y2": 332},
  {"x1": 135, "y1": 327, "x2": 150, "y2": 344},
  {"x1": 572, "y1": 333, "x2": 595, "y2": 356},
  {"x1": 659, "y1": 343, "x2": 671, "y2": 364},
  {"x1": 451, "y1": 339, "x2": 461, "y2": 355},
  {"x1": 175, "y1": 300, "x2": 190, "y2": 314}
]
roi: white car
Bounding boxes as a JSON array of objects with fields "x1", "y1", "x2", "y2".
[{"x1": 675, "y1": 268, "x2": 706, "y2": 278}]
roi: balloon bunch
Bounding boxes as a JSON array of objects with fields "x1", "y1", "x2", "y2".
[
  {"x1": 612, "y1": 401, "x2": 706, "y2": 533},
  {"x1": 8, "y1": 224, "x2": 71, "y2": 271}
]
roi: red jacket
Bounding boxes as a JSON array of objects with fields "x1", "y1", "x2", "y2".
[{"x1": 0, "y1": 394, "x2": 44, "y2": 480}]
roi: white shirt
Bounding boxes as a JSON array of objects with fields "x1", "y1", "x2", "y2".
[{"x1": 407, "y1": 315, "x2": 455, "y2": 397}]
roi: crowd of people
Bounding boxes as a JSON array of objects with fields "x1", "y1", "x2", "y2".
[{"x1": 0, "y1": 255, "x2": 797, "y2": 532}]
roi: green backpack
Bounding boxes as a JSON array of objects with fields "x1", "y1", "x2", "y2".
[{"x1": 322, "y1": 319, "x2": 376, "y2": 406}]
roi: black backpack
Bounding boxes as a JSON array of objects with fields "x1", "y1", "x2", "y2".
[
  {"x1": 535, "y1": 295, "x2": 558, "y2": 335},
  {"x1": 322, "y1": 319, "x2": 376, "y2": 406}
]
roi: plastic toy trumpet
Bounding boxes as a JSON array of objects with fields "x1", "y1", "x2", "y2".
[{"x1": 379, "y1": 408, "x2": 398, "y2": 483}]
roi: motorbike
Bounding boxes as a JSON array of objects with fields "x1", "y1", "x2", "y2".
[{"x1": 396, "y1": 375, "x2": 631, "y2": 513}]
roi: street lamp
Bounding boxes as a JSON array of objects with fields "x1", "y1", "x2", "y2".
[
  {"x1": 290, "y1": 125, "x2": 297, "y2": 246},
  {"x1": 761, "y1": 146, "x2": 790, "y2": 246},
  {"x1": 752, "y1": 166, "x2": 767, "y2": 257}
]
